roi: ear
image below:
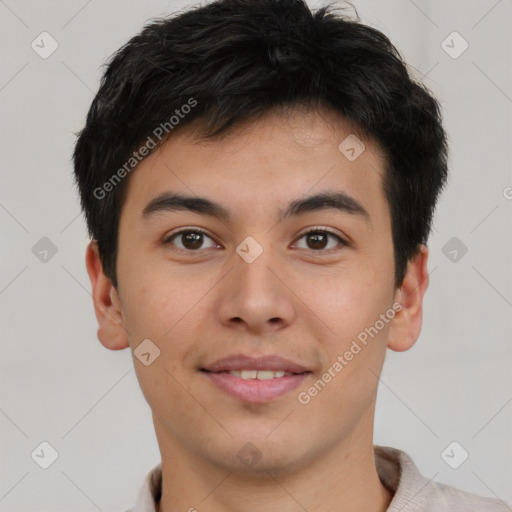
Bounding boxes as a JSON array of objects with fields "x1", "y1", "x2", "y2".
[
  {"x1": 387, "y1": 244, "x2": 429, "y2": 352},
  {"x1": 85, "y1": 241, "x2": 130, "y2": 351}
]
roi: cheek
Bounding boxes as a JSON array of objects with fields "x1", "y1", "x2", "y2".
[
  {"x1": 119, "y1": 265, "x2": 213, "y2": 359},
  {"x1": 303, "y1": 267, "x2": 392, "y2": 377},
  {"x1": 118, "y1": 253, "x2": 171, "y2": 324},
  {"x1": 304, "y1": 268, "x2": 384, "y2": 331},
  {"x1": 120, "y1": 275, "x2": 202, "y2": 410}
]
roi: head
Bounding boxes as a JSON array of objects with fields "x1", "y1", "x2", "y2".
[{"x1": 75, "y1": 0, "x2": 448, "y2": 474}]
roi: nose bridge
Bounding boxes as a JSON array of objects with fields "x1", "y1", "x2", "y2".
[
  {"x1": 217, "y1": 235, "x2": 296, "y2": 331},
  {"x1": 232, "y1": 236, "x2": 282, "y2": 300}
]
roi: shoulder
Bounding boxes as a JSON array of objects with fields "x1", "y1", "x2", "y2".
[
  {"x1": 375, "y1": 445, "x2": 510, "y2": 512},
  {"x1": 423, "y1": 479, "x2": 510, "y2": 511}
]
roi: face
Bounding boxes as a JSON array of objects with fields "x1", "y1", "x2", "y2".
[{"x1": 87, "y1": 107, "x2": 428, "y2": 474}]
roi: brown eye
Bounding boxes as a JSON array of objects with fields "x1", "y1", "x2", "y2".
[
  {"x1": 295, "y1": 229, "x2": 347, "y2": 252},
  {"x1": 306, "y1": 232, "x2": 328, "y2": 250},
  {"x1": 180, "y1": 231, "x2": 203, "y2": 250},
  {"x1": 165, "y1": 229, "x2": 218, "y2": 251}
]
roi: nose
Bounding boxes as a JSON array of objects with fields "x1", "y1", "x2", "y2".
[{"x1": 216, "y1": 244, "x2": 297, "y2": 334}]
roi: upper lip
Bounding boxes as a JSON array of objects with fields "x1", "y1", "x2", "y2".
[{"x1": 202, "y1": 354, "x2": 311, "y2": 374}]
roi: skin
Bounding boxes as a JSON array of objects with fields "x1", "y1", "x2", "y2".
[{"x1": 86, "y1": 106, "x2": 429, "y2": 512}]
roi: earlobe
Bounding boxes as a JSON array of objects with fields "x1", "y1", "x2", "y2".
[
  {"x1": 85, "y1": 241, "x2": 130, "y2": 351},
  {"x1": 387, "y1": 244, "x2": 429, "y2": 352}
]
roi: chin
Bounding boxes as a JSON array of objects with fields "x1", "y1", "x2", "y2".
[{"x1": 208, "y1": 429, "x2": 313, "y2": 475}]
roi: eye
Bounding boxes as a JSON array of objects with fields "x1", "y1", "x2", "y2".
[
  {"x1": 294, "y1": 228, "x2": 348, "y2": 252},
  {"x1": 163, "y1": 227, "x2": 348, "y2": 253},
  {"x1": 163, "y1": 228, "x2": 219, "y2": 251}
]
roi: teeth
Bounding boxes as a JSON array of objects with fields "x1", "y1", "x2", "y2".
[{"x1": 228, "y1": 370, "x2": 290, "y2": 379}]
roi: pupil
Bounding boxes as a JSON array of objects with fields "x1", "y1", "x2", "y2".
[
  {"x1": 308, "y1": 232, "x2": 327, "y2": 250},
  {"x1": 180, "y1": 232, "x2": 328, "y2": 250},
  {"x1": 183, "y1": 232, "x2": 203, "y2": 249}
]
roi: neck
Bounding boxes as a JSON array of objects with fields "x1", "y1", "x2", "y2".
[{"x1": 154, "y1": 413, "x2": 394, "y2": 512}]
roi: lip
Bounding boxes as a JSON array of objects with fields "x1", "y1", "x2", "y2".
[
  {"x1": 201, "y1": 354, "x2": 312, "y2": 404},
  {"x1": 202, "y1": 354, "x2": 311, "y2": 373},
  {"x1": 202, "y1": 371, "x2": 311, "y2": 403}
]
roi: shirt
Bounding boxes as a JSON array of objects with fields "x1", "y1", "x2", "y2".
[{"x1": 125, "y1": 445, "x2": 510, "y2": 511}]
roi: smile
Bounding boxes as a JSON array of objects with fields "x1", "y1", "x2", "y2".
[
  {"x1": 201, "y1": 369, "x2": 311, "y2": 403},
  {"x1": 220, "y1": 369, "x2": 294, "y2": 379}
]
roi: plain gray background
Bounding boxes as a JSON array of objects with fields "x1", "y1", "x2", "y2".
[{"x1": 1, "y1": 0, "x2": 511, "y2": 510}]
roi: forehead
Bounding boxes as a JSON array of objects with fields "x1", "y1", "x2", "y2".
[{"x1": 120, "y1": 107, "x2": 389, "y2": 226}]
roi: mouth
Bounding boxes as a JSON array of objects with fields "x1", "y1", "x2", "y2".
[
  {"x1": 202, "y1": 369, "x2": 305, "y2": 379},
  {"x1": 200, "y1": 354, "x2": 313, "y2": 403}
]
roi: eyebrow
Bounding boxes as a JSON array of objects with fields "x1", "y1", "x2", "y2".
[{"x1": 141, "y1": 190, "x2": 371, "y2": 224}]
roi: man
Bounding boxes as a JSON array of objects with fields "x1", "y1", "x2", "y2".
[{"x1": 73, "y1": 0, "x2": 509, "y2": 510}]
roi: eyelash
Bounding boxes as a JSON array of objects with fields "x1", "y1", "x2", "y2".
[{"x1": 163, "y1": 227, "x2": 349, "y2": 254}]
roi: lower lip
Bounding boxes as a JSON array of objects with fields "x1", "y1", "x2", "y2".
[{"x1": 202, "y1": 371, "x2": 311, "y2": 403}]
